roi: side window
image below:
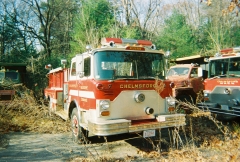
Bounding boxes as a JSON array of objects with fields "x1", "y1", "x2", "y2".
[
  {"x1": 210, "y1": 59, "x2": 229, "y2": 77},
  {"x1": 228, "y1": 57, "x2": 240, "y2": 77},
  {"x1": 190, "y1": 68, "x2": 198, "y2": 77},
  {"x1": 84, "y1": 57, "x2": 91, "y2": 77},
  {"x1": 71, "y1": 62, "x2": 76, "y2": 76},
  {"x1": 152, "y1": 60, "x2": 164, "y2": 77}
]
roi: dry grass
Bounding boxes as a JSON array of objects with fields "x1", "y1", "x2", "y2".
[
  {"x1": 70, "y1": 109, "x2": 240, "y2": 162},
  {"x1": 0, "y1": 86, "x2": 70, "y2": 134},
  {"x1": 0, "y1": 87, "x2": 240, "y2": 162}
]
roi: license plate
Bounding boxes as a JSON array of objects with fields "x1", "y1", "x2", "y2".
[
  {"x1": 221, "y1": 105, "x2": 229, "y2": 110},
  {"x1": 143, "y1": 130, "x2": 155, "y2": 138}
]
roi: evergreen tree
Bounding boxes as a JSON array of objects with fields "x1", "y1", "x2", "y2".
[
  {"x1": 156, "y1": 10, "x2": 199, "y2": 59},
  {"x1": 70, "y1": 0, "x2": 115, "y2": 55}
]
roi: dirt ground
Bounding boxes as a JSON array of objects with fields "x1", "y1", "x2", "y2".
[
  {"x1": 1, "y1": 92, "x2": 240, "y2": 161},
  {"x1": 1, "y1": 124, "x2": 240, "y2": 162}
]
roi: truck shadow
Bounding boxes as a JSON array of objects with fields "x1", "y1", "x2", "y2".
[{"x1": 85, "y1": 129, "x2": 171, "y2": 153}]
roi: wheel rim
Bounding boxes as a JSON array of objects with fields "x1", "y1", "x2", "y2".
[
  {"x1": 72, "y1": 115, "x2": 79, "y2": 137},
  {"x1": 48, "y1": 100, "x2": 52, "y2": 115}
]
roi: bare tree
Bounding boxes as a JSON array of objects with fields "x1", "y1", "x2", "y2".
[
  {"x1": 0, "y1": 0, "x2": 37, "y2": 62},
  {"x1": 167, "y1": 0, "x2": 239, "y2": 53},
  {"x1": 111, "y1": 0, "x2": 164, "y2": 39},
  {"x1": 2, "y1": 0, "x2": 75, "y2": 58}
]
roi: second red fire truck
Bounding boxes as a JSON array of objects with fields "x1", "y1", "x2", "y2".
[
  {"x1": 197, "y1": 47, "x2": 240, "y2": 120},
  {"x1": 44, "y1": 38, "x2": 186, "y2": 142},
  {"x1": 166, "y1": 63, "x2": 204, "y2": 104}
]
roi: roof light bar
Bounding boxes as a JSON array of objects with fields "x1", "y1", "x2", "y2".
[
  {"x1": 220, "y1": 48, "x2": 233, "y2": 53},
  {"x1": 220, "y1": 47, "x2": 240, "y2": 54},
  {"x1": 101, "y1": 38, "x2": 153, "y2": 47},
  {"x1": 233, "y1": 47, "x2": 240, "y2": 52}
]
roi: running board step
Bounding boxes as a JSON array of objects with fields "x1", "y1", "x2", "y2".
[{"x1": 55, "y1": 110, "x2": 68, "y2": 120}]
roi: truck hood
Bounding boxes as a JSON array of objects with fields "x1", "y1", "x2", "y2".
[{"x1": 167, "y1": 76, "x2": 189, "y2": 88}]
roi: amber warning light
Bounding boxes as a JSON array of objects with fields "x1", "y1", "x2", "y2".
[{"x1": 126, "y1": 46, "x2": 145, "y2": 51}]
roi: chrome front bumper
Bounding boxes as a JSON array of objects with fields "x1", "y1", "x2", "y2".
[
  {"x1": 88, "y1": 114, "x2": 186, "y2": 136},
  {"x1": 197, "y1": 102, "x2": 240, "y2": 117}
]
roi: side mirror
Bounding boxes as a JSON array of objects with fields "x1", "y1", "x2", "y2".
[
  {"x1": 164, "y1": 51, "x2": 170, "y2": 58},
  {"x1": 78, "y1": 71, "x2": 84, "y2": 78},
  {"x1": 198, "y1": 67, "x2": 203, "y2": 77},
  {"x1": 61, "y1": 59, "x2": 67, "y2": 65},
  {"x1": 61, "y1": 59, "x2": 67, "y2": 68}
]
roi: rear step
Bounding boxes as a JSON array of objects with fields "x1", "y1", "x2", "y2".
[{"x1": 55, "y1": 110, "x2": 68, "y2": 120}]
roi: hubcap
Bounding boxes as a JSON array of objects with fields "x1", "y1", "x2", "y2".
[{"x1": 72, "y1": 115, "x2": 79, "y2": 136}]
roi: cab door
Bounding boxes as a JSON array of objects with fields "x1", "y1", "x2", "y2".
[{"x1": 189, "y1": 67, "x2": 203, "y2": 93}]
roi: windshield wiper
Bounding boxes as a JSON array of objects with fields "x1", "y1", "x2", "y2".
[
  {"x1": 229, "y1": 74, "x2": 240, "y2": 77},
  {"x1": 138, "y1": 76, "x2": 155, "y2": 80},
  {"x1": 209, "y1": 74, "x2": 226, "y2": 80},
  {"x1": 114, "y1": 77, "x2": 137, "y2": 80}
]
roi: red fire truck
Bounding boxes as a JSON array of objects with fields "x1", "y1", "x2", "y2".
[
  {"x1": 44, "y1": 38, "x2": 186, "y2": 142},
  {"x1": 197, "y1": 47, "x2": 240, "y2": 120},
  {"x1": 166, "y1": 63, "x2": 203, "y2": 103}
]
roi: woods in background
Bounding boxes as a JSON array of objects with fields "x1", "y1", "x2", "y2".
[{"x1": 0, "y1": 0, "x2": 239, "y2": 97}]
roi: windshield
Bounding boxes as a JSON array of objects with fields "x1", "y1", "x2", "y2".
[
  {"x1": 0, "y1": 72, "x2": 4, "y2": 80},
  {"x1": 94, "y1": 51, "x2": 165, "y2": 80},
  {"x1": 209, "y1": 57, "x2": 240, "y2": 78},
  {"x1": 167, "y1": 67, "x2": 189, "y2": 77},
  {"x1": 0, "y1": 71, "x2": 19, "y2": 81}
]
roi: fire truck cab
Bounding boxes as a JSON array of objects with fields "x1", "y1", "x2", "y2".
[
  {"x1": 166, "y1": 63, "x2": 203, "y2": 104},
  {"x1": 197, "y1": 47, "x2": 240, "y2": 119},
  {"x1": 44, "y1": 38, "x2": 186, "y2": 142},
  {"x1": 0, "y1": 63, "x2": 27, "y2": 101}
]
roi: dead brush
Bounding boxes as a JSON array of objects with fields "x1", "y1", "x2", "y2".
[
  {"x1": 232, "y1": 122, "x2": 240, "y2": 134},
  {"x1": 148, "y1": 90, "x2": 233, "y2": 152},
  {"x1": 124, "y1": 79, "x2": 187, "y2": 154},
  {"x1": 175, "y1": 90, "x2": 230, "y2": 133},
  {"x1": 0, "y1": 86, "x2": 70, "y2": 133},
  {"x1": 174, "y1": 95, "x2": 233, "y2": 147}
]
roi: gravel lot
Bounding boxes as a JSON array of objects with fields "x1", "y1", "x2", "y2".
[{"x1": 0, "y1": 132, "x2": 160, "y2": 162}]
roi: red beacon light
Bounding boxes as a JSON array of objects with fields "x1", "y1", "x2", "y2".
[
  {"x1": 45, "y1": 64, "x2": 52, "y2": 70},
  {"x1": 220, "y1": 47, "x2": 240, "y2": 54},
  {"x1": 220, "y1": 48, "x2": 233, "y2": 54}
]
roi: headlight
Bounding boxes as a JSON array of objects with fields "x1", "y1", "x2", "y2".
[
  {"x1": 99, "y1": 100, "x2": 110, "y2": 110},
  {"x1": 134, "y1": 92, "x2": 145, "y2": 103},
  {"x1": 203, "y1": 90, "x2": 211, "y2": 101},
  {"x1": 224, "y1": 88, "x2": 231, "y2": 95},
  {"x1": 167, "y1": 97, "x2": 175, "y2": 106},
  {"x1": 203, "y1": 90, "x2": 211, "y2": 97}
]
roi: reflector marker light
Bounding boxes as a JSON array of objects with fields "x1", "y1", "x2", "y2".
[
  {"x1": 101, "y1": 38, "x2": 153, "y2": 47},
  {"x1": 100, "y1": 111, "x2": 110, "y2": 116},
  {"x1": 96, "y1": 83, "x2": 104, "y2": 90}
]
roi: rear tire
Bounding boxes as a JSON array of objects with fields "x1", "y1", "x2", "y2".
[
  {"x1": 48, "y1": 98, "x2": 53, "y2": 116},
  {"x1": 71, "y1": 108, "x2": 86, "y2": 143}
]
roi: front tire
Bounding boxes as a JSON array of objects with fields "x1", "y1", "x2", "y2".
[{"x1": 71, "y1": 108, "x2": 86, "y2": 143}]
